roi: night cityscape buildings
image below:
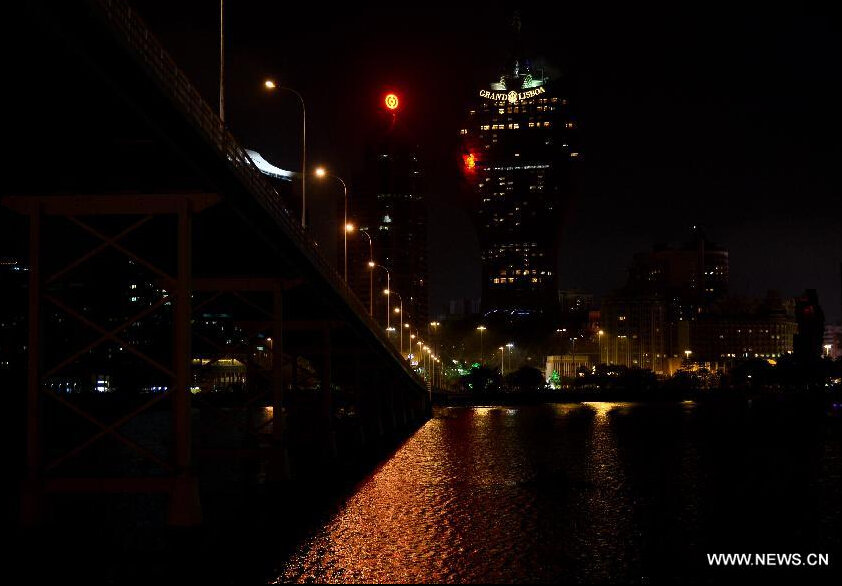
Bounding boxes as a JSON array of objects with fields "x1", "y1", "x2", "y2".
[
  {"x1": 460, "y1": 28, "x2": 578, "y2": 327},
  {"x1": 1, "y1": 3, "x2": 841, "y2": 583},
  {"x1": 352, "y1": 107, "x2": 429, "y2": 338}
]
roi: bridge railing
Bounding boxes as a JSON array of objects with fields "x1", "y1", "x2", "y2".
[{"x1": 92, "y1": 0, "x2": 423, "y2": 387}]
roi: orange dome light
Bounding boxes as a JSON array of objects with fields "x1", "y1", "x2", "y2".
[{"x1": 384, "y1": 93, "x2": 399, "y2": 110}]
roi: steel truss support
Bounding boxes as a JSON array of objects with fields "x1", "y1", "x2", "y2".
[{"x1": 4, "y1": 193, "x2": 218, "y2": 527}]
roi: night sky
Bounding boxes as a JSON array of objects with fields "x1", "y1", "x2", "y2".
[{"x1": 129, "y1": 2, "x2": 841, "y2": 321}]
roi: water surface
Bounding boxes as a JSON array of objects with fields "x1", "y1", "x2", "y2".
[{"x1": 278, "y1": 401, "x2": 841, "y2": 583}]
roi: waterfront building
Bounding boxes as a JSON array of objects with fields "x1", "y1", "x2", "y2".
[
  {"x1": 460, "y1": 41, "x2": 578, "y2": 325},
  {"x1": 689, "y1": 295, "x2": 797, "y2": 366}
]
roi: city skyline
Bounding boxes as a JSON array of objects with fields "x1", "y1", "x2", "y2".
[
  {"x1": 119, "y1": 1, "x2": 841, "y2": 322},
  {"x1": 2, "y1": 3, "x2": 840, "y2": 583}
]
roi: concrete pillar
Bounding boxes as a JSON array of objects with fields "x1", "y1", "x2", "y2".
[
  {"x1": 168, "y1": 201, "x2": 201, "y2": 526},
  {"x1": 372, "y1": 368, "x2": 385, "y2": 439},
  {"x1": 321, "y1": 327, "x2": 336, "y2": 458},
  {"x1": 20, "y1": 208, "x2": 43, "y2": 525},
  {"x1": 268, "y1": 284, "x2": 289, "y2": 482},
  {"x1": 354, "y1": 345, "x2": 366, "y2": 446}
]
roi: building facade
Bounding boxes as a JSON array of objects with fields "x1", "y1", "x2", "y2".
[
  {"x1": 600, "y1": 294, "x2": 668, "y2": 373},
  {"x1": 353, "y1": 113, "x2": 429, "y2": 334},
  {"x1": 626, "y1": 228, "x2": 729, "y2": 322},
  {"x1": 461, "y1": 59, "x2": 578, "y2": 323}
]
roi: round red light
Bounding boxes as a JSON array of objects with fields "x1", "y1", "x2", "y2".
[{"x1": 384, "y1": 93, "x2": 399, "y2": 110}]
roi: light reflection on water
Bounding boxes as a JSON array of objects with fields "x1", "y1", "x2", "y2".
[{"x1": 277, "y1": 401, "x2": 840, "y2": 583}]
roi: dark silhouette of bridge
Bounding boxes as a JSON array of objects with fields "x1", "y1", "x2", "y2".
[{"x1": 4, "y1": 0, "x2": 429, "y2": 526}]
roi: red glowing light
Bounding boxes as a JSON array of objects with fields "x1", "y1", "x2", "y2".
[
  {"x1": 463, "y1": 152, "x2": 476, "y2": 171},
  {"x1": 384, "y1": 93, "x2": 399, "y2": 110}
]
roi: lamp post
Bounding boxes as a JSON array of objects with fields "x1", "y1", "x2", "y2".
[
  {"x1": 417, "y1": 341, "x2": 424, "y2": 371},
  {"x1": 264, "y1": 79, "x2": 306, "y2": 228},
  {"x1": 598, "y1": 330, "x2": 604, "y2": 364},
  {"x1": 314, "y1": 168, "x2": 351, "y2": 282},
  {"x1": 499, "y1": 346, "x2": 505, "y2": 375},
  {"x1": 430, "y1": 321, "x2": 440, "y2": 370},
  {"x1": 373, "y1": 264, "x2": 390, "y2": 331},
  {"x1": 506, "y1": 342, "x2": 514, "y2": 374},
  {"x1": 617, "y1": 335, "x2": 628, "y2": 366},
  {"x1": 390, "y1": 290, "x2": 404, "y2": 356},
  {"x1": 476, "y1": 325, "x2": 486, "y2": 365},
  {"x1": 361, "y1": 230, "x2": 374, "y2": 315}
]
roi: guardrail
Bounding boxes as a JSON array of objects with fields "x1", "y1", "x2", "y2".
[{"x1": 90, "y1": 0, "x2": 424, "y2": 388}]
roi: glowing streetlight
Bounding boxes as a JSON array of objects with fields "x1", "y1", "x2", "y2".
[
  {"x1": 360, "y1": 230, "x2": 374, "y2": 316},
  {"x1": 389, "y1": 290, "x2": 405, "y2": 356},
  {"x1": 499, "y1": 346, "x2": 505, "y2": 375},
  {"x1": 374, "y1": 265, "x2": 391, "y2": 331},
  {"x1": 264, "y1": 79, "x2": 306, "y2": 228},
  {"x1": 314, "y1": 167, "x2": 351, "y2": 282},
  {"x1": 476, "y1": 325, "x2": 487, "y2": 365}
]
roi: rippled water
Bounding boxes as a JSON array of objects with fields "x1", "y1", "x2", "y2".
[{"x1": 277, "y1": 401, "x2": 841, "y2": 583}]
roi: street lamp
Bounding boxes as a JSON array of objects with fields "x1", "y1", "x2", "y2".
[
  {"x1": 499, "y1": 346, "x2": 505, "y2": 375},
  {"x1": 373, "y1": 264, "x2": 390, "y2": 331},
  {"x1": 314, "y1": 167, "x2": 351, "y2": 282},
  {"x1": 824, "y1": 344, "x2": 832, "y2": 357},
  {"x1": 598, "y1": 330, "x2": 604, "y2": 364},
  {"x1": 361, "y1": 230, "x2": 374, "y2": 316},
  {"x1": 263, "y1": 79, "x2": 306, "y2": 228},
  {"x1": 390, "y1": 291, "x2": 404, "y2": 356},
  {"x1": 476, "y1": 325, "x2": 487, "y2": 365},
  {"x1": 430, "y1": 321, "x2": 440, "y2": 369},
  {"x1": 506, "y1": 342, "x2": 514, "y2": 374}
]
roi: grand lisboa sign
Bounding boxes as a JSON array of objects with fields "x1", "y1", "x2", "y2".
[{"x1": 479, "y1": 86, "x2": 546, "y2": 104}]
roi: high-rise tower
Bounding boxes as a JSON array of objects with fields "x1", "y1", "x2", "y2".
[
  {"x1": 352, "y1": 94, "x2": 428, "y2": 336},
  {"x1": 461, "y1": 33, "x2": 578, "y2": 325}
]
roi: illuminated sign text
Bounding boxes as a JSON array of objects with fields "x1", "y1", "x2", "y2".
[{"x1": 479, "y1": 86, "x2": 546, "y2": 103}]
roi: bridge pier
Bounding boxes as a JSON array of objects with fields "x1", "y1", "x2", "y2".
[
  {"x1": 321, "y1": 327, "x2": 337, "y2": 459},
  {"x1": 5, "y1": 194, "x2": 217, "y2": 528},
  {"x1": 168, "y1": 200, "x2": 201, "y2": 526},
  {"x1": 354, "y1": 346, "x2": 366, "y2": 447},
  {"x1": 268, "y1": 284, "x2": 290, "y2": 482},
  {"x1": 21, "y1": 206, "x2": 43, "y2": 526}
]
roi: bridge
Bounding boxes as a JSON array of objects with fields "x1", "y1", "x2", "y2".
[{"x1": 4, "y1": 0, "x2": 430, "y2": 526}]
